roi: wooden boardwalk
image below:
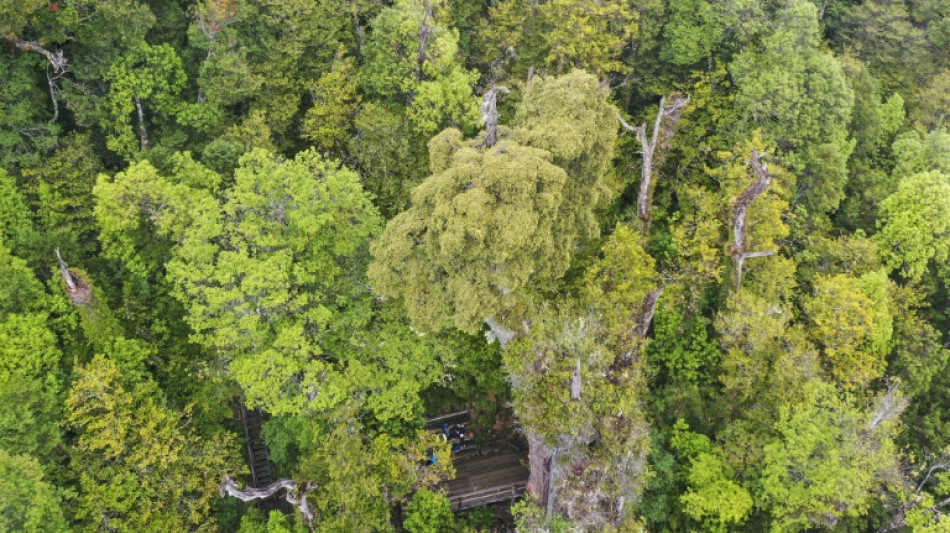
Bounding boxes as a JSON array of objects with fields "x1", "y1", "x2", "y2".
[{"x1": 443, "y1": 448, "x2": 529, "y2": 510}]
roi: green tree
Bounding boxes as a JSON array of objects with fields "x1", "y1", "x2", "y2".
[
  {"x1": 370, "y1": 70, "x2": 617, "y2": 335},
  {"x1": 404, "y1": 488, "x2": 457, "y2": 533},
  {"x1": 361, "y1": 0, "x2": 479, "y2": 135},
  {"x1": 760, "y1": 381, "x2": 899, "y2": 532},
  {"x1": 875, "y1": 171, "x2": 950, "y2": 282},
  {"x1": 67, "y1": 355, "x2": 236, "y2": 533},
  {"x1": 0, "y1": 449, "x2": 68, "y2": 533},
  {"x1": 730, "y1": 0, "x2": 854, "y2": 216},
  {"x1": 0, "y1": 313, "x2": 64, "y2": 464}
]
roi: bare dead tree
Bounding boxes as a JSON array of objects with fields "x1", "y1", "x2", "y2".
[
  {"x1": 730, "y1": 149, "x2": 776, "y2": 289},
  {"x1": 55, "y1": 248, "x2": 76, "y2": 291},
  {"x1": 221, "y1": 475, "x2": 319, "y2": 529},
  {"x1": 55, "y1": 248, "x2": 91, "y2": 305},
  {"x1": 479, "y1": 85, "x2": 509, "y2": 148},
  {"x1": 879, "y1": 454, "x2": 950, "y2": 533},
  {"x1": 5, "y1": 37, "x2": 68, "y2": 123},
  {"x1": 869, "y1": 381, "x2": 908, "y2": 431},
  {"x1": 617, "y1": 93, "x2": 690, "y2": 221},
  {"x1": 135, "y1": 97, "x2": 149, "y2": 150}
]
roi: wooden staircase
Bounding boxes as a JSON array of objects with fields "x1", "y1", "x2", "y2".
[{"x1": 240, "y1": 403, "x2": 275, "y2": 488}]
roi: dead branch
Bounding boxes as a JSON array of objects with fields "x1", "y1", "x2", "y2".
[
  {"x1": 135, "y1": 97, "x2": 149, "y2": 150},
  {"x1": 55, "y1": 248, "x2": 76, "y2": 291},
  {"x1": 731, "y1": 149, "x2": 775, "y2": 289},
  {"x1": 220, "y1": 475, "x2": 319, "y2": 529},
  {"x1": 869, "y1": 381, "x2": 908, "y2": 431},
  {"x1": 480, "y1": 85, "x2": 509, "y2": 148},
  {"x1": 5, "y1": 37, "x2": 68, "y2": 123},
  {"x1": 617, "y1": 93, "x2": 690, "y2": 221}
]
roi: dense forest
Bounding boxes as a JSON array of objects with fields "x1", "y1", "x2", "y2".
[{"x1": 1, "y1": 0, "x2": 949, "y2": 531}]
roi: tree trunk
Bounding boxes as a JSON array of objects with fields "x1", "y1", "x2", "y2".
[
  {"x1": 135, "y1": 98, "x2": 149, "y2": 151},
  {"x1": 731, "y1": 149, "x2": 775, "y2": 289},
  {"x1": 480, "y1": 86, "x2": 510, "y2": 148},
  {"x1": 526, "y1": 431, "x2": 557, "y2": 513}
]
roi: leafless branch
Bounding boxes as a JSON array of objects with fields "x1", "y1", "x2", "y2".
[
  {"x1": 731, "y1": 149, "x2": 775, "y2": 288},
  {"x1": 55, "y1": 248, "x2": 76, "y2": 291},
  {"x1": 6, "y1": 37, "x2": 69, "y2": 122},
  {"x1": 617, "y1": 93, "x2": 690, "y2": 221},
  {"x1": 220, "y1": 475, "x2": 319, "y2": 529}
]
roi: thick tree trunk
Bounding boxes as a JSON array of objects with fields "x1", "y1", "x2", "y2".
[
  {"x1": 526, "y1": 431, "x2": 557, "y2": 514},
  {"x1": 480, "y1": 86, "x2": 510, "y2": 148}
]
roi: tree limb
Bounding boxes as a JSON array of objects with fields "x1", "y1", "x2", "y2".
[
  {"x1": 220, "y1": 475, "x2": 319, "y2": 529},
  {"x1": 731, "y1": 149, "x2": 775, "y2": 288},
  {"x1": 635, "y1": 288, "x2": 663, "y2": 338},
  {"x1": 617, "y1": 94, "x2": 690, "y2": 221},
  {"x1": 485, "y1": 317, "x2": 519, "y2": 348},
  {"x1": 408, "y1": 0, "x2": 434, "y2": 104},
  {"x1": 5, "y1": 37, "x2": 68, "y2": 123}
]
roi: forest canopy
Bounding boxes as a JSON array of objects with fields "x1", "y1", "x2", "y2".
[{"x1": 1, "y1": 0, "x2": 949, "y2": 531}]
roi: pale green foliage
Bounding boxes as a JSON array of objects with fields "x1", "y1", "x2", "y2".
[
  {"x1": 0, "y1": 449, "x2": 68, "y2": 533},
  {"x1": 760, "y1": 381, "x2": 898, "y2": 532},
  {"x1": 803, "y1": 273, "x2": 890, "y2": 388},
  {"x1": 876, "y1": 171, "x2": 950, "y2": 281},
  {"x1": 370, "y1": 132, "x2": 568, "y2": 333},
  {"x1": 67, "y1": 355, "x2": 236, "y2": 533},
  {"x1": 370, "y1": 70, "x2": 618, "y2": 334},
  {"x1": 515, "y1": 70, "x2": 620, "y2": 234},
  {"x1": 680, "y1": 453, "x2": 753, "y2": 530}
]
